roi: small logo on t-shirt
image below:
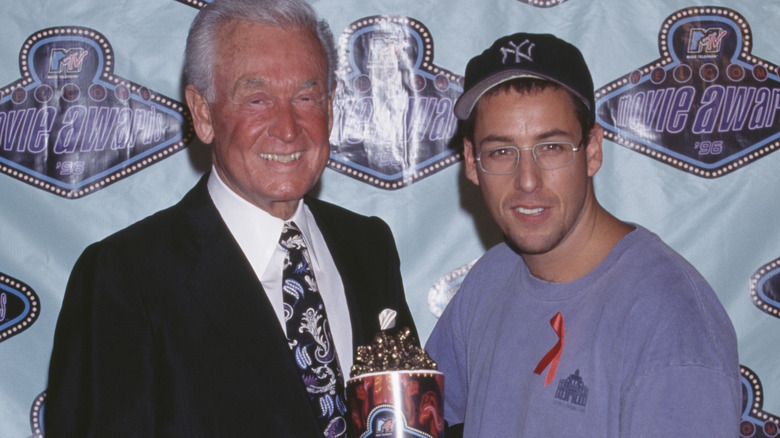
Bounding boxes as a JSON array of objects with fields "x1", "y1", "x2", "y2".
[{"x1": 554, "y1": 369, "x2": 589, "y2": 409}]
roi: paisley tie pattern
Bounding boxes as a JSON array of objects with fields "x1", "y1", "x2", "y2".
[{"x1": 279, "y1": 221, "x2": 347, "y2": 437}]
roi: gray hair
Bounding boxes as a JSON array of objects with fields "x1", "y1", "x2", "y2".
[{"x1": 184, "y1": 0, "x2": 337, "y2": 102}]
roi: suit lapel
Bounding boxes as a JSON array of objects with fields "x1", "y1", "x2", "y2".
[
  {"x1": 305, "y1": 197, "x2": 415, "y2": 349},
  {"x1": 305, "y1": 197, "x2": 368, "y2": 350},
  {"x1": 178, "y1": 179, "x2": 321, "y2": 436}
]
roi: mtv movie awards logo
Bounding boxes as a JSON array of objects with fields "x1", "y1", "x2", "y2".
[
  {"x1": 427, "y1": 260, "x2": 476, "y2": 318},
  {"x1": 741, "y1": 366, "x2": 780, "y2": 438},
  {"x1": 742, "y1": 258, "x2": 780, "y2": 437},
  {"x1": 750, "y1": 257, "x2": 780, "y2": 319},
  {"x1": 596, "y1": 7, "x2": 780, "y2": 178},
  {"x1": 0, "y1": 272, "x2": 39, "y2": 342},
  {"x1": 0, "y1": 27, "x2": 190, "y2": 198},
  {"x1": 329, "y1": 16, "x2": 463, "y2": 189},
  {"x1": 30, "y1": 391, "x2": 46, "y2": 438}
]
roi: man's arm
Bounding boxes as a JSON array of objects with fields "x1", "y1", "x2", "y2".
[
  {"x1": 424, "y1": 285, "x2": 471, "y2": 431},
  {"x1": 46, "y1": 243, "x2": 156, "y2": 437},
  {"x1": 621, "y1": 365, "x2": 741, "y2": 437}
]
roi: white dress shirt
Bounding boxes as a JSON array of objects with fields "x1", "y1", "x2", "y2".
[{"x1": 206, "y1": 169, "x2": 353, "y2": 379}]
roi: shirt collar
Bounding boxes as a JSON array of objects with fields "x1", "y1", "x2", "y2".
[{"x1": 206, "y1": 168, "x2": 320, "y2": 266}]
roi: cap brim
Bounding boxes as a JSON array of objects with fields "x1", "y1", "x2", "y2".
[{"x1": 453, "y1": 70, "x2": 591, "y2": 120}]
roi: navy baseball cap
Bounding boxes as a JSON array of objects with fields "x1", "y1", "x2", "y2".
[{"x1": 454, "y1": 32, "x2": 594, "y2": 120}]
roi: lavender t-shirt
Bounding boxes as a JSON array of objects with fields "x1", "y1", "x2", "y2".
[{"x1": 426, "y1": 226, "x2": 740, "y2": 437}]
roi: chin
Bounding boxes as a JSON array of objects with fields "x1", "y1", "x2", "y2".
[{"x1": 505, "y1": 232, "x2": 559, "y2": 255}]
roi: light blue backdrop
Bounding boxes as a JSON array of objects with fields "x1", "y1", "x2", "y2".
[{"x1": 1, "y1": 0, "x2": 778, "y2": 437}]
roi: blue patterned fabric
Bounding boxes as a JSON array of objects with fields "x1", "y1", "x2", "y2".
[{"x1": 279, "y1": 222, "x2": 348, "y2": 437}]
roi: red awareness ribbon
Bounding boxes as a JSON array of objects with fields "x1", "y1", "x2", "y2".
[{"x1": 533, "y1": 312, "x2": 565, "y2": 387}]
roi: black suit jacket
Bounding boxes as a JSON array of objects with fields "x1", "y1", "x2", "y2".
[{"x1": 45, "y1": 176, "x2": 416, "y2": 437}]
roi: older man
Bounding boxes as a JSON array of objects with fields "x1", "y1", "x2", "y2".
[
  {"x1": 425, "y1": 32, "x2": 740, "y2": 437},
  {"x1": 45, "y1": 0, "x2": 415, "y2": 436}
]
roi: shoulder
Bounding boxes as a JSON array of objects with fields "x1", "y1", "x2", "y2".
[
  {"x1": 304, "y1": 197, "x2": 402, "y2": 275},
  {"x1": 305, "y1": 196, "x2": 392, "y2": 239},
  {"x1": 613, "y1": 227, "x2": 737, "y2": 372},
  {"x1": 305, "y1": 196, "x2": 382, "y2": 223},
  {"x1": 442, "y1": 242, "x2": 520, "y2": 312},
  {"x1": 612, "y1": 226, "x2": 713, "y2": 298},
  {"x1": 615, "y1": 227, "x2": 725, "y2": 319},
  {"x1": 464, "y1": 242, "x2": 520, "y2": 284},
  {"x1": 85, "y1": 178, "x2": 215, "y2": 262}
]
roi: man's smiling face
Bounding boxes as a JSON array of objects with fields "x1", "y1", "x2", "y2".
[
  {"x1": 464, "y1": 86, "x2": 602, "y2": 259},
  {"x1": 187, "y1": 19, "x2": 332, "y2": 219}
]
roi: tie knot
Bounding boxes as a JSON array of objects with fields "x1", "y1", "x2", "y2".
[{"x1": 279, "y1": 221, "x2": 306, "y2": 251}]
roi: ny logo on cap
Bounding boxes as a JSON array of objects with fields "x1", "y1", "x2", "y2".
[{"x1": 500, "y1": 39, "x2": 534, "y2": 64}]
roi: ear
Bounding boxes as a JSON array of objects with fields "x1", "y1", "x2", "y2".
[
  {"x1": 185, "y1": 85, "x2": 214, "y2": 144},
  {"x1": 463, "y1": 137, "x2": 480, "y2": 186},
  {"x1": 585, "y1": 124, "x2": 604, "y2": 177},
  {"x1": 326, "y1": 92, "x2": 335, "y2": 134}
]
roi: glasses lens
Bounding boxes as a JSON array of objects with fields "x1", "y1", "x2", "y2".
[
  {"x1": 534, "y1": 142, "x2": 575, "y2": 169},
  {"x1": 480, "y1": 147, "x2": 519, "y2": 174}
]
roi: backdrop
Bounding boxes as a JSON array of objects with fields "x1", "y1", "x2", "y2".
[{"x1": 1, "y1": 0, "x2": 778, "y2": 437}]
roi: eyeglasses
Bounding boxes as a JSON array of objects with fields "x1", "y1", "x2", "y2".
[{"x1": 475, "y1": 142, "x2": 581, "y2": 174}]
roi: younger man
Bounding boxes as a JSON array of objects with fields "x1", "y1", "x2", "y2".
[{"x1": 426, "y1": 33, "x2": 740, "y2": 437}]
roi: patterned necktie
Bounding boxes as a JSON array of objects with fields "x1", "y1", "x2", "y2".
[{"x1": 279, "y1": 221, "x2": 348, "y2": 437}]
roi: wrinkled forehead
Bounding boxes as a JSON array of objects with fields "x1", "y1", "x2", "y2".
[
  {"x1": 215, "y1": 19, "x2": 322, "y2": 60},
  {"x1": 214, "y1": 21, "x2": 328, "y2": 80}
]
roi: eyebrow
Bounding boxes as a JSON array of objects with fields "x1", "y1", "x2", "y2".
[
  {"x1": 299, "y1": 78, "x2": 321, "y2": 89},
  {"x1": 235, "y1": 77, "x2": 323, "y2": 93},
  {"x1": 239, "y1": 78, "x2": 266, "y2": 89},
  {"x1": 479, "y1": 128, "x2": 574, "y2": 148}
]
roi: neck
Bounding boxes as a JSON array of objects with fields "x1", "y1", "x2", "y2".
[
  {"x1": 522, "y1": 204, "x2": 634, "y2": 283},
  {"x1": 265, "y1": 200, "x2": 300, "y2": 220}
]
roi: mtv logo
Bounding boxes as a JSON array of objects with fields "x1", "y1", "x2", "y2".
[
  {"x1": 687, "y1": 27, "x2": 728, "y2": 55},
  {"x1": 48, "y1": 47, "x2": 89, "y2": 77}
]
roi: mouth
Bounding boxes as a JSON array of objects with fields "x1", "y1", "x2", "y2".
[
  {"x1": 258, "y1": 152, "x2": 302, "y2": 163},
  {"x1": 514, "y1": 206, "x2": 545, "y2": 216}
]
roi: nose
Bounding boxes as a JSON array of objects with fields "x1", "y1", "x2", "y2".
[
  {"x1": 268, "y1": 101, "x2": 299, "y2": 142},
  {"x1": 514, "y1": 149, "x2": 541, "y2": 193}
]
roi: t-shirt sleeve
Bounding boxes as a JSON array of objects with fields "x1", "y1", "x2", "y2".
[
  {"x1": 425, "y1": 291, "x2": 470, "y2": 426},
  {"x1": 620, "y1": 364, "x2": 741, "y2": 437}
]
